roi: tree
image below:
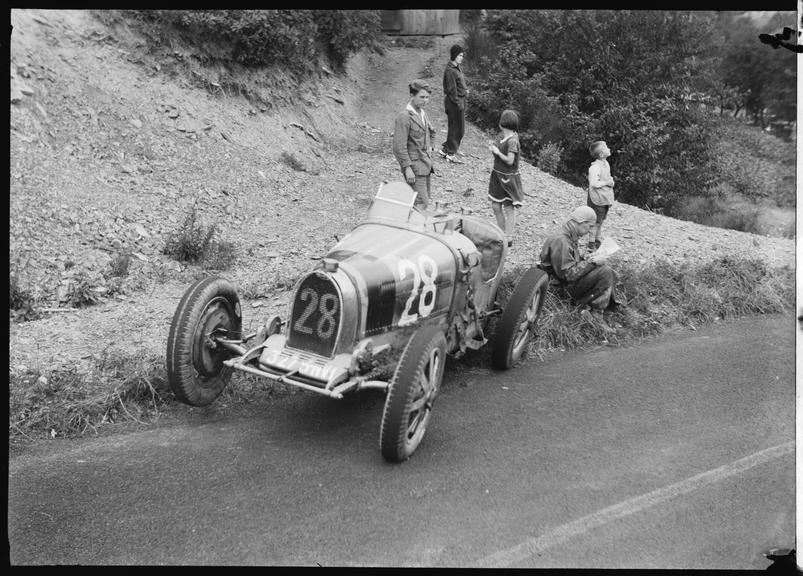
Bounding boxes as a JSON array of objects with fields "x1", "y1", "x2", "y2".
[
  {"x1": 467, "y1": 10, "x2": 722, "y2": 211},
  {"x1": 718, "y1": 11, "x2": 797, "y2": 127}
]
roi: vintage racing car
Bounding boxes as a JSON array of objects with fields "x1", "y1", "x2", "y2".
[{"x1": 166, "y1": 182, "x2": 548, "y2": 462}]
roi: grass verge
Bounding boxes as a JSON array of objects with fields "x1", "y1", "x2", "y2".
[
  {"x1": 10, "y1": 350, "x2": 171, "y2": 442},
  {"x1": 9, "y1": 255, "x2": 794, "y2": 443},
  {"x1": 459, "y1": 255, "x2": 793, "y2": 369}
]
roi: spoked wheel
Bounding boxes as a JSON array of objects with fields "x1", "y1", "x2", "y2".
[
  {"x1": 166, "y1": 276, "x2": 242, "y2": 406},
  {"x1": 491, "y1": 267, "x2": 548, "y2": 370},
  {"x1": 380, "y1": 326, "x2": 447, "y2": 462}
]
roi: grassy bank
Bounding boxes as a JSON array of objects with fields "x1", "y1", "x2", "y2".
[{"x1": 9, "y1": 255, "x2": 794, "y2": 443}]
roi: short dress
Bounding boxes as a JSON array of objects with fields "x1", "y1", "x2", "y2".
[{"x1": 488, "y1": 133, "x2": 523, "y2": 206}]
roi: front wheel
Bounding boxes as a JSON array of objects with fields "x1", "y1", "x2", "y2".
[
  {"x1": 491, "y1": 267, "x2": 548, "y2": 370},
  {"x1": 166, "y1": 276, "x2": 242, "y2": 406},
  {"x1": 380, "y1": 326, "x2": 447, "y2": 462}
]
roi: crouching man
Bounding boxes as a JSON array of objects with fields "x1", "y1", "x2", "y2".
[{"x1": 539, "y1": 205, "x2": 623, "y2": 311}]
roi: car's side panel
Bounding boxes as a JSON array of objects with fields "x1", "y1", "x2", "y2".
[{"x1": 327, "y1": 224, "x2": 458, "y2": 338}]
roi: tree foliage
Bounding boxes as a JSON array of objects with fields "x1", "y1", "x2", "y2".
[
  {"x1": 467, "y1": 10, "x2": 728, "y2": 212},
  {"x1": 127, "y1": 10, "x2": 381, "y2": 73},
  {"x1": 717, "y1": 11, "x2": 797, "y2": 126}
]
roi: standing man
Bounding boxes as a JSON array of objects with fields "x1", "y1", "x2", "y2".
[
  {"x1": 392, "y1": 79, "x2": 437, "y2": 210},
  {"x1": 439, "y1": 44, "x2": 467, "y2": 164}
]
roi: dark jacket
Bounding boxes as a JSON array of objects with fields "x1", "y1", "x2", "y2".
[
  {"x1": 539, "y1": 222, "x2": 596, "y2": 284},
  {"x1": 443, "y1": 62, "x2": 467, "y2": 108},
  {"x1": 392, "y1": 106, "x2": 436, "y2": 176}
]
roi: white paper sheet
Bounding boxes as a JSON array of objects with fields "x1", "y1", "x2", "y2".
[{"x1": 593, "y1": 236, "x2": 621, "y2": 259}]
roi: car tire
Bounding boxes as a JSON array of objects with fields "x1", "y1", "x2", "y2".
[
  {"x1": 380, "y1": 326, "x2": 447, "y2": 462},
  {"x1": 166, "y1": 276, "x2": 242, "y2": 406},
  {"x1": 491, "y1": 267, "x2": 548, "y2": 370}
]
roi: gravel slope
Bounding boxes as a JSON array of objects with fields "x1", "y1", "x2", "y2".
[{"x1": 9, "y1": 10, "x2": 796, "y2": 375}]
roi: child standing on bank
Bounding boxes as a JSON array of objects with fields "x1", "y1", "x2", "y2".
[
  {"x1": 488, "y1": 109, "x2": 523, "y2": 246},
  {"x1": 587, "y1": 140, "x2": 615, "y2": 251}
]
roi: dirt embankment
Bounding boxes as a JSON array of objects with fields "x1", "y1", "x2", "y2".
[{"x1": 9, "y1": 9, "x2": 796, "y2": 376}]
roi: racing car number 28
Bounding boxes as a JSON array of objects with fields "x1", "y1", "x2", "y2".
[
  {"x1": 288, "y1": 273, "x2": 342, "y2": 357},
  {"x1": 397, "y1": 255, "x2": 438, "y2": 326}
]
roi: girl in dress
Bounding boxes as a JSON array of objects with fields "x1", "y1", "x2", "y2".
[{"x1": 487, "y1": 109, "x2": 523, "y2": 246}]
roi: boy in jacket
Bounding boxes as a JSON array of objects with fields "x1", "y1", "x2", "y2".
[{"x1": 392, "y1": 79, "x2": 437, "y2": 210}]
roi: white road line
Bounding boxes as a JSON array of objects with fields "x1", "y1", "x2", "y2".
[{"x1": 476, "y1": 441, "x2": 795, "y2": 568}]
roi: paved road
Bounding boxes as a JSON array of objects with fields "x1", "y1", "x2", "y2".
[{"x1": 8, "y1": 315, "x2": 796, "y2": 568}]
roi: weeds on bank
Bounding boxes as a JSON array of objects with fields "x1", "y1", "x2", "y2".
[
  {"x1": 504, "y1": 254, "x2": 793, "y2": 358},
  {"x1": 106, "y1": 251, "x2": 132, "y2": 278},
  {"x1": 9, "y1": 252, "x2": 42, "y2": 321},
  {"x1": 163, "y1": 207, "x2": 236, "y2": 270},
  {"x1": 9, "y1": 255, "x2": 794, "y2": 442},
  {"x1": 8, "y1": 351, "x2": 293, "y2": 442},
  {"x1": 537, "y1": 142, "x2": 563, "y2": 176},
  {"x1": 9, "y1": 273, "x2": 40, "y2": 322},
  {"x1": 9, "y1": 350, "x2": 170, "y2": 440},
  {"x1": 279, "y1": 151, "x2": 305, "y2": 172},
  {"x1": 670, "y1": 193, "x2": 763, "y2": 236},
  {"x1": 9, "y1": 248, "x2": 139, "y2": 322}
]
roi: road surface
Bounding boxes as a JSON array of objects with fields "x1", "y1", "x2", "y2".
[{"x1": 8, "y1": 315, "x2": 796, "y2": 568}]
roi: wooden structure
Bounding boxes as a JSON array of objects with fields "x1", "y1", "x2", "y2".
[{"x1": 380, "y1": 10, "x2": 461, "y2": 36}]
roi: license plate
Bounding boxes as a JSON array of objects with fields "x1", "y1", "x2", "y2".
[{"x1": 260, "y1": 348, "x2": 338, "y2": 382}]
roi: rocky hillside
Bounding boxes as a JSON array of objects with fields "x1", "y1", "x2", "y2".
[{"x1": 9, "y1": 9, "x2": 796, "y2": 376}]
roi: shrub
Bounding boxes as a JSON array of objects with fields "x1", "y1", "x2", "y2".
[
  {"x1": 537, "y1": 142, "x2": 563, "y2": 175},
  {"x1": 463, "y1": 21, "x2": 495, "y2": 78},
  {"x1": 163, "y1": 208, "x2": 236, "y2": 270},
  {"x1": 314, "y1": 10, "x2": 382, "y2": 68},
  {"x1": 779, "y1": 219, "x2": 795, "y2": 239},
  {"x1": 163, "y1": 208, "x2": 217, "y2": 263},
  {"x1": 667, "y1": 194, "x2": 761, "y2": 235},
  {"x1": 279, "y1": 151, "x2": 305, "y2": 172},
  {"x1": 468, "y1": 10, "x2": 722, "y2": 212},
  {"x1": 105, "y1": 251, "x2": 131, "y2": 278},
  {"x1": 9, "y1": 274, "x2": 40, "y2": 322},
  {"x1": 64, "y1": 270, "x2": 103, "y2": 308},
  {"x1": 120, "y1": 10, "x2": 381, "y2": 74}
]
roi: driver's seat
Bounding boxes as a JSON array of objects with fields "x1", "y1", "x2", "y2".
[{"x1": 459, "y1": 217, "x2": 506, "y2": 282}]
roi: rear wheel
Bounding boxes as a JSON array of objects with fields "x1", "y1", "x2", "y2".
[
  {"x1": 380, "y1": 326, "x2": 447, "y2": 462},
  {"x1": 166, "y1": 276, "x2": 242, "y2": 406},
  {"x1": 491, "y1": 267, "x2": 548, "y2": 369}
]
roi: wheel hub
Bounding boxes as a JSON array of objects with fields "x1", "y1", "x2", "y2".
[{"x1": 194, "y1": 300, "x2": 233, "y2": 377}]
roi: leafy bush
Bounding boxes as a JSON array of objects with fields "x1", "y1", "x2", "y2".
[
  {"x1": 668, "y1": 193, "x2": 761, "y2": 235},
  {"x1": 122, "y1": 10, "x2": 381, "y2": 73},
  {"x1": 9, "y1": 274, "x2": 40, "y2": 322},
  {"x1": 69, "y1": 271, "x2": 101, "y2": 307},
  {"x1": 718, "y1": 11, "x2": 797, "y2": 126},
  {"x1": 462, "y1": 21, "x2": 495, "y2": 77},
  {"x1": 708, "y1": 117, "x2": 796, "y2": 209},
  {"x1": 163, "y1": 208, "x2": 217, "y2": 263},
  {"x1": 163, "y1": 208, "x2": 236, "y2": 270},
  {"x1": 467, "y1": 10, "x2": 722, "y2": 212},
  {"x1": 314, "y1": 10, "x2": 382, "y2": 67},
  {"x1": 105, "y1": 251, "x2": 132, "y2": 278},
  {"x1": 537, "y1": 142, "x2": 563, "y2": 175}
]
